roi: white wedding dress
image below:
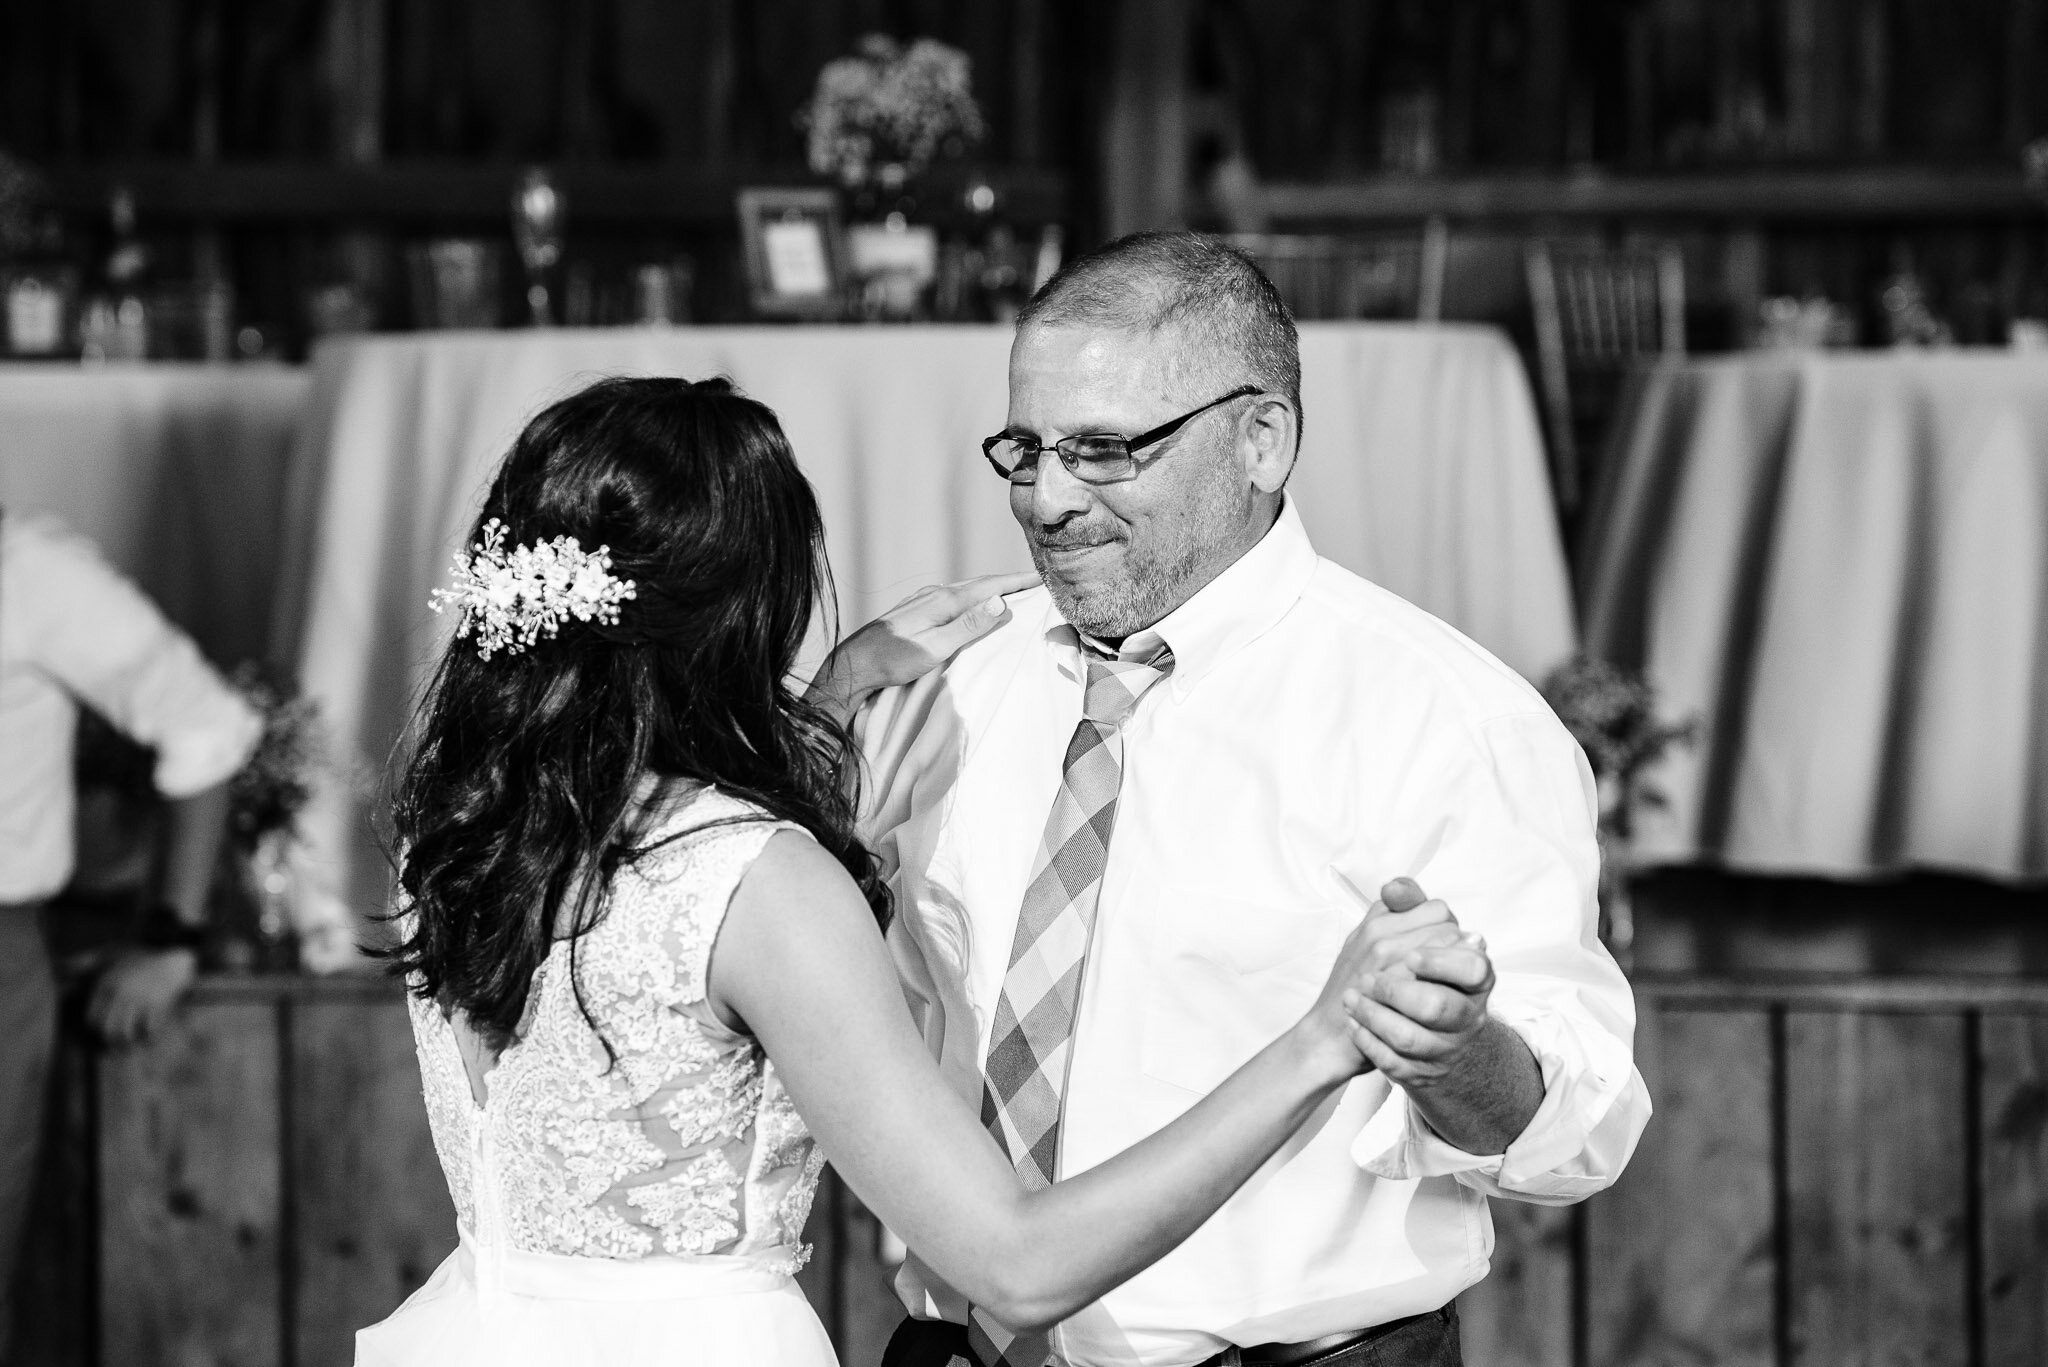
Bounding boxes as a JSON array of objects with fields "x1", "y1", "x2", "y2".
[{"x1": 357, "y1": 787, "x2": 840, "y2": 1367}]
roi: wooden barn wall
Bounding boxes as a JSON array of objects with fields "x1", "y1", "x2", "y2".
[{"x1": 16, "y1": 975, "x2": 2048, "y2": 1367}]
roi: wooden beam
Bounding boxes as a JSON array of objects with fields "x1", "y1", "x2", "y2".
[
  {"x1": 1254, "y1": 167, "x2": 2042, "y2": 223},
  {"x1": 1634, "y1": 975, "x2": 2048, "y2": 1013},
  {"x1": 41, "y1": 161, "x2": 1069, "y2": 228}
]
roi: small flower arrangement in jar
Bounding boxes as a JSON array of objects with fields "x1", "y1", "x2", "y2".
[
  {"x1": 1540, "y1": 656, "x2": 1697, "y2": 960},
  {"x1": 222, "y1": 663, "x2": 331, "y2": 970},
  {"x1": 800, "y1": 35, "x2": 986, "y2": 192}
]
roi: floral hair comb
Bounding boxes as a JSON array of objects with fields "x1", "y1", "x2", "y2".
[{"x1": 428, "y1": 518, "x2": 637, "y2": 660}]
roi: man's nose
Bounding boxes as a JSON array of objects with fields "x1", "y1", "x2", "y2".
[{"x1": 1026, "y1": 452, "x2": 1094, "y2": 524}]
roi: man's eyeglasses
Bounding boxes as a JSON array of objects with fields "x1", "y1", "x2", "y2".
[{"x1": 982, "y1": 384, "x2": 1264, "y2": 485}]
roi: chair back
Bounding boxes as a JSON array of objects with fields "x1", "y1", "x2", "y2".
[
  {"x1": 1526, "y1": 241, "x2": 1685, "y2": 511},
  {"x1": 1229, "y1": 218, "x2": 1449, "y2": 322}
]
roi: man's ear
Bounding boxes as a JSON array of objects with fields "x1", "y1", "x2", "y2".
[{"x1": 1240, "y1": 396, "x2": 1299, "y2": 493}]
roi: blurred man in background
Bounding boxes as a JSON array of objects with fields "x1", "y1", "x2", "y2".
[{"x1": 0, "y1": 508, "x2": 258, "y2": 1359}]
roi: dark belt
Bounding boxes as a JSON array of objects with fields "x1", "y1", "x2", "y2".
[
  {"x1": 1196, "y1": 1306, "x2": 1455, "y2": 1367},
  {"x1": 881, "y1": 1305, "x2": 1455, "y2": 1367}
]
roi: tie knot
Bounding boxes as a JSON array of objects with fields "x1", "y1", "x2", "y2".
[{"x1": 1081, "y1": 642, "x2": 1175, "y2": 728}]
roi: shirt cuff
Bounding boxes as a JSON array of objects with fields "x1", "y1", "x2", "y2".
[
  {"x1": 1351, "y1": 1004, "x2": 1624, "y2": 1196},
  {"x1": 153, "y1": 695, "x2": 264, "y2": 799}
]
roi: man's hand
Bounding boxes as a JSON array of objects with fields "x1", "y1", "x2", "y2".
[
  {"x1": 88, "y1": 947, "x2": 199, "y2": 1048},
  {"x1": 1338, "y1": 877, "x2": 1496, "y2": 1089},
  {"x1": 1335, "y1": 876, "x2": 1544, "y2": 1155},
  {"x1": 806, "y1": 572, "x2": 1041, "y2": 723}
]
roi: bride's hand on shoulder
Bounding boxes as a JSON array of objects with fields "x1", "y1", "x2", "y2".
[{"x1": 807, "y1": 571, "x2": 1040, "y2": 722}]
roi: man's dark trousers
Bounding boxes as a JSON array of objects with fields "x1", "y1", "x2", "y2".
[{"x1": 880, "y1": 1303, "x2": 1462, "y2": 1367}]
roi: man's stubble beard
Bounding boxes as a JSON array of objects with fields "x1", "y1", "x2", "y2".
[{"x1": 1032, "y1": 475, "x2": 1242, "y2": 639}]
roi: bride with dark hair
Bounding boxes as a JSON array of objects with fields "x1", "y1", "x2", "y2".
[{"x1": 358, "y1": 376, "x2": 1386, "y2": 1366}]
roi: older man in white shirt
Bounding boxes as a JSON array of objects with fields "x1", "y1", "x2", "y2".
[
  {"x1": 0, "y1": 509, "x2": 260, "y2": 1358},
  {"x1": 829, "y1": 232, "x2": 1650, "y2": 1367}
]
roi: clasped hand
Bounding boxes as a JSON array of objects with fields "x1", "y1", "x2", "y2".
[{"x1": 1316, "y1": 878, "x2": 1495, "y2": 1089}]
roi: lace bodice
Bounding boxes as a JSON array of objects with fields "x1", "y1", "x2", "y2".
[{"x1": 404, "y1": 787, "x2": 824, "y2": 1272}]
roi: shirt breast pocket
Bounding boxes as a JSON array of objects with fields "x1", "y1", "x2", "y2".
[{"x1": 1139, "y1": 881, "x2": 1354, "y2": 1096}]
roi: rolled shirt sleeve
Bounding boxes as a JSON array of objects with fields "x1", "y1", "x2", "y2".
[
  {"x1": 1351, "y1": 710, "x2": 1652, "y2": 1203},
  {"x1": 20, "y1": 515, "x2": 261, "y2": 797}
]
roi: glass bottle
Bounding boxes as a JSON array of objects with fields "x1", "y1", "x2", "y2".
[
  {"x1": 81, "y1": 187, "x2": 151, "y2": 363},
  {"x1": 4, "y1": 211, "x2": 77, "y2": 357}
]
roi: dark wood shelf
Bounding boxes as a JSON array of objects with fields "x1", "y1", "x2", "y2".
[
  {"x1": 44, "y1": 161, "x2": 1069, "y2": 229},
  {"x1": 1255, "y1": 166, "x2": 2044, "y2": 224}
]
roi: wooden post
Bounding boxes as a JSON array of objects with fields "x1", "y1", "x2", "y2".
[
  {"x1": 2009, "y1": 0, "x2": 2043, "y2": 151},
  {"x1": 1101, "y1": 0, "x2": 1193, "y2": 238},
  {"x1": 323, "y1": 0, "x2": 390, "y2": 330},
  {"x1": 1523, "y1": 0, "x2": 1569, "y2": 166},
  {"x1": 1012, "y1": 0, "x2": 1047, "y2": 166}
]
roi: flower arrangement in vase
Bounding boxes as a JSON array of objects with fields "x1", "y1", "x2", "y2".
[
  {"x1": 1540, "y1": 656, "x2": 1697, "y2": 964},
  {"x1": 221, "y1": 663, "x2": 331, "y2": 971},
  {"x1": 800, "y1": 35, "x2": 986, "y2": 318}
]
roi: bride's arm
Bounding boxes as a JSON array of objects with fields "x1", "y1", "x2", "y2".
[{"x1": 709, "y1": 832, "x2": 1382, "y2": 1334}]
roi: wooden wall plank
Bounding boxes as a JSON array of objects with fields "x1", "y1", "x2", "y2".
[
  {"x1": 291, "y1": 994, "x2": 458, "y2": 1367},
  {"x1": 1585, "y1": 1003, "x2": 1776, "y2": 1367},
  {"x1": 1785, "y1": 1010, "x2": 1971, "y2": 1367},
  {"x1": 97, "y1": 999, "x2": 283, "y2": 1367},
  {"x1": 1456, "y1": 1197, "x2": 1577, "y2": 1367},
  {"x1": 1981, "y1": 1012, "x2": 2048, "y2": 1367}
]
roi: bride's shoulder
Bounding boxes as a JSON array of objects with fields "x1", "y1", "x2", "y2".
[{"x1": 623, "y1": 782, "x2": 810, "y2": 886}]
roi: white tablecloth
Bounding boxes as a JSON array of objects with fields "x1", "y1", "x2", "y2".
[
  {"x1": 287, "y1": 323, "x2": 1573, "y2": 935},
  {"x1": 0, "y1": 364, "x2": 310, "y2": 667},
  {"x1": 1581, "y1": 351, "x2": 2048, "y2": 881}
]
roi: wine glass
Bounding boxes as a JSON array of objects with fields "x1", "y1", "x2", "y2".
[{"x1": 511, "y1": 167, "x2": 565, "y2": 327}]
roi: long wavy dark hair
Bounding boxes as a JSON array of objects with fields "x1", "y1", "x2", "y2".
[{"x1": 386, "y1": 376, "x2": 888, "y2": 1051}]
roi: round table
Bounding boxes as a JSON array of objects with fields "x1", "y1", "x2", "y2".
[{"x1": 1580, "y1": 350, "x2": 2048, "y2": 881}]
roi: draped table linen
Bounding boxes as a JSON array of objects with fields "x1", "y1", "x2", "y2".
[
  {"x1": 283, "y1": 323, "x2": 1574, "y2": 940},
  {"x1": 0, "y1": 364, "x2": 310, "y2": 667},
  {"x1": 1579, "y1": 350, "x2": 2048, "y2": 881}
]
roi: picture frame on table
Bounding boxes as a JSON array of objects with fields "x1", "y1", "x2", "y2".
[{"x1": 736, "y1": 188, "x2": 849, "y2": 320}]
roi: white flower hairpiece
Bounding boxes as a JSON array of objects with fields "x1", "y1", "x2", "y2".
[{"x1": 428, "y1": 518, "x2": 637, "y2": 660}]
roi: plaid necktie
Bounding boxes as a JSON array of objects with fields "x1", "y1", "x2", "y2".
[{"x1": 968, "y1": 635, "x2": 1176, "y2": 1367}]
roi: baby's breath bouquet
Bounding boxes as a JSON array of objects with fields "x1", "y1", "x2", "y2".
[
  {"x1": 1541, "y1": 656, "x2": 1695, "y2": 842},
  {"x1": 1541, "y1": 656, "x2": 1696, "y2": 959},
  {"x1": 801, "y1": 35, "x2": 986, "y2": 189},
  {"x1": 225, "y1": 663, "x2": 327, "y2": 846},
  {"x1": 220, "y1": 664, "x2": 331, "y2": 971}
]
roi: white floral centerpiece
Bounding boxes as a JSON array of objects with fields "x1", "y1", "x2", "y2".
[
  {"x1": 800, "y1": 35, "x2": 986, "y2": 319},
  {"x1": 801, "y1": 34, "x2": 986, "y2": 191}
]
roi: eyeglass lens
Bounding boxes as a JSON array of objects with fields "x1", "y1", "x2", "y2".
[{"x1": 988, "y1": 437, "x2": 1134, "y2": 485}]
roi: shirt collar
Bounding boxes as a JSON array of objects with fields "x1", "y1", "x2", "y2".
[{"x1": 1036, "y1": 495, "x2": 1319, "y2": 700}]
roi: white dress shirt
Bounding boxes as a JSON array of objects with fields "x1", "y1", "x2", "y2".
[
  {"x1": 856, "y1": 498, "x2": 1650, "y2": 1367},
  {"x1": 1, "y1": 511, "x2": 261, "y2": 903}
]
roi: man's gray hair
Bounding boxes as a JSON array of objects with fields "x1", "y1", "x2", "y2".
[{"x1": 1016, "y1": 231, "x2": 1303, "y2": 438}]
